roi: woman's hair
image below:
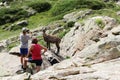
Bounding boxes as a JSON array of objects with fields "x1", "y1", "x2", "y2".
[{"x1": 32, "y1": 38, "x2": 38, "y2": 44}]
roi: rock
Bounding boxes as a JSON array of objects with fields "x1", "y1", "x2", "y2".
[
  {"x1": 111, "y1": 26, "x2": 120, "y2": 35},
  {"x1": 0, "y1": 2, "x2": 4, "y2": 6},
  {"x1": 30, "y1": 58, "x2": 120, "y2": 80},
  {"x1": 0, "y1": 66, "x2": 11, "y2": 77},
  {"x1": 0, "y1": 40, "x2": 7, "y2": 52},
  {"x1": 16, "y1": 20, "x2": 28, "y2": 26},
  {"x1": 44, "y1": 51, "x2": 59, "y2": 65},
  {"x1": 90, "y1": 36, "x2": 100, "y2": 42},
  {"x1": 63, "y1": 10, "x2": 92, "y2": 22},
  {"x1": 47, "y1": 20, "x2": 65, "y2": 30},
  {"x1": 9, "y1": 46, "x2": 20, "y2": 56},
  {"x1": 0, "y1": 73, "x2": 30, "y2": 80},
  {"x1": 2, "y1": 58, "x2": 120, "y2": 80},
  {"x1": 60, "y1": 16, "x2": 116, "y2": 58},
  {"x1": 4, "y1": 20, "x2": 28, "y2": 31},
  {"x1": 90, "y1": 16, "x2": 116, "y2": 31},
  {"x1": 51, "y1": 27, "x2": 64, "y2": 35},
  {"x1": 27, "y1": 8, "x2": 37, "y2": 16},
  {"x1": 0, "y1": 45, "x2": 5, "y2": 52},
  {"x1": 4, "y1": 25, "x2": 13, "y2": 31},
  {"x1": 116, "y1": 1, "x2": 120, "y2": 5},
  {"x1": 53, "y1": 59, "x2": 76, "y2": 70},
  {"x1": 116, "y1": 11, "x2": 120, "y2": 15},
  {"x1": 73, "y1": 35, "x2": 120, "y2": 65},
  {"x1": 0, "y1": 52, "x2": 21, "y2": 77}
]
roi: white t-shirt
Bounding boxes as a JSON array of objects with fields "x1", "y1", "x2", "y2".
[{"x1": 20, "y1": 34, "x2": 31, "y2": 48}]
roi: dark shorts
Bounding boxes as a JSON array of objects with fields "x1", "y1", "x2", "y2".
[
  {"x1": 20, "y1": 48, "x2": 28, "y2": 55},
  {"x1": 28, "y1": 58, "x2": 42, "y2": 66}
]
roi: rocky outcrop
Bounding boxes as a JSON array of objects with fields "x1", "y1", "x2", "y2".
[
  {"x1": 60, "y1": 16, "x2": 116, "y2": 58},
  {"x1": 9, "y1": 46, "x2": 20, "y2": 56},
  {"x1": 111, "y1": 25, "x2": 120, "y2": 35},
  {"x1": 63, "y1": 10, "x2": 92, "y2": 22},
  {"x1": 2, "y1": 58, "x2": 120, "y2": 80},
  {"x1": 73, "y1": 35, "x2": 120, "y2": 65}
]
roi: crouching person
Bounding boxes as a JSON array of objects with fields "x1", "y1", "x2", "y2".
[{"x1": 23, "y1": 38, "x2": 47, "y2": 73}]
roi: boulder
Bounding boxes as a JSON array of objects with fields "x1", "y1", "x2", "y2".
[
  {"x1": 27, "y1": 8, "x2": 37, "y2": 16},
  {"x1": 60, "y1": 16, "x2": 116, "y2": 58},
  {"x1": 16, "y1": 20, "x2": 28, "y2": 26},
  {"x1": 9, "y1": 46, "x2": 20, "y2": 56},
  {"x1": 111, "y1": 25, "x2": 120, "y2": 35},
  {"x1": 116, "y1": 1, "x2": 120, "y2": 5},
  {"x1": 63, "y1": 10, "x2": 92, "y2": 22},
  {"x1": 73, "y1": 35, "x2": 120, "y2": 65},
  {"x1": 51, "y1": 27, "x2": 64, "y2": 35},
  {"x1": 116, "y1": 11, "x2": 120, "y2": 15}
]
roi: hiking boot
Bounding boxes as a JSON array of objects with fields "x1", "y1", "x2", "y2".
[
  {"x1": 23, "y1": 67, "x2": 26, "y2": 72},
  {"x1": 21, "y1": 65, "x2": 24, "y2": 69}
]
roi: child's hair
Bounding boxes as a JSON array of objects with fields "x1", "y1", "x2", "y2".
[{"x1": 32, "y1": 38, "x2": 38, "y2": 44}]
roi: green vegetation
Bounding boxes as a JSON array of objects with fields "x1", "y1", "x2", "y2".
[
  {"x1": 95, "y1": 18, "x2": 105, "y2": 29},
  {"x1": 50, "y1": 0, "x2": 106, "y2": 16},
  {"x1": 0, "y1": 0, "x2": 13, "y2": 2},
  {"x1": 0, "y1": 1, "x2": 52, "y2": 26},
  {"x1": 66, "y1": 56, "x2": 70, "y2": 59},
  {"x1": 0, "y1": 8, "x2": 28, "y2": 25},
  {"x1": 27, "y1": 12, "x2": 64, "y2": 29},
  {"x1": 78, "y1": 19, "x2": 85, "y2": 26},
  {"x1": 0, "y1": 29, "x2": 21, "y2": 40},
  {"x1": 37, "y1": 36, "x2": 46, "y2": 47},
  {"x1": 66, "y1": 21, "x2": 75, "y2": 28},
  {"x1": 0, "y1": 0, "x2": 120, "y2": 41},
  {"x1": 58, "y1": 29, "x2": 70, "y2": 38},
  {"x1": 28, "y1": 2, "x2": 51, "y2": 13}
]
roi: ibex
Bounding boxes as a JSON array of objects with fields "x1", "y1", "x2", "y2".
[{"x1": 42, "y1": 29, "x2": 61, "y2": 54}]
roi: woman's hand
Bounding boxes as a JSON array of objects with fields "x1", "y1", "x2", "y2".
[{"x1": 25, "y1": 57, "x2": 29, "y2": 61}]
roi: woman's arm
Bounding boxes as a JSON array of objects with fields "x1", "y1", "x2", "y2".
[{"x1": 41, "y1": 45, "x2": 47, "y2": 54}]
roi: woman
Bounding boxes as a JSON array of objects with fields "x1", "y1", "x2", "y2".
[{"x1": 23, "y1": 38, "x2": 47, "y2": 72}]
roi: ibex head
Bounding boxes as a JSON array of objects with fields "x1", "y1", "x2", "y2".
[{"x1": 41, "y1": 27, "x2": 47, "y2": 33}]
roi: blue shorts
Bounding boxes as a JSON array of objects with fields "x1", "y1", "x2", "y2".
[
  {"x1": 28, "y1": 58, "x2": 42, "y2": 66},
  {"x1": 20, "y1": 48, "x2": 28, "y2": 55}
]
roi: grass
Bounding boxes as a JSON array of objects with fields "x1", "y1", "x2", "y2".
[
  {"x1": 0, "y1": 0, "x2": 63, "y2": 40},
  {"x1": 0, "y1": 8, "x2": 65, "y2": 40},
  {"x1": 10, "y1": 0, "x2": 54, "y2": 9},
  {"x1": 66, "y1": 56, "x2": 70, "y2": 59},
  {"x1": 95, "y1": 18, "x2": 105, "y2": 29},
  {"x1": 27, "y1": 10, "x2": 64, "y2": 29},
  {"x1": 37, "y1": 36, "x2": 46, "y2": 47},
  {"x1": 58, "y1": 29, "x2": 70, "y2": 38},
  {"x1": 78, "y1": 18, "x2": 86, "y2": 25},
  {"x1": 1, "y1": 0, "x2": 120, "y2": 41},
  {"x1": 50, "y1": 0, "x2": 106, "y2": 16},
  {"x1": 0, "y1": 29, "x2": 21, "y2": 40}
]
